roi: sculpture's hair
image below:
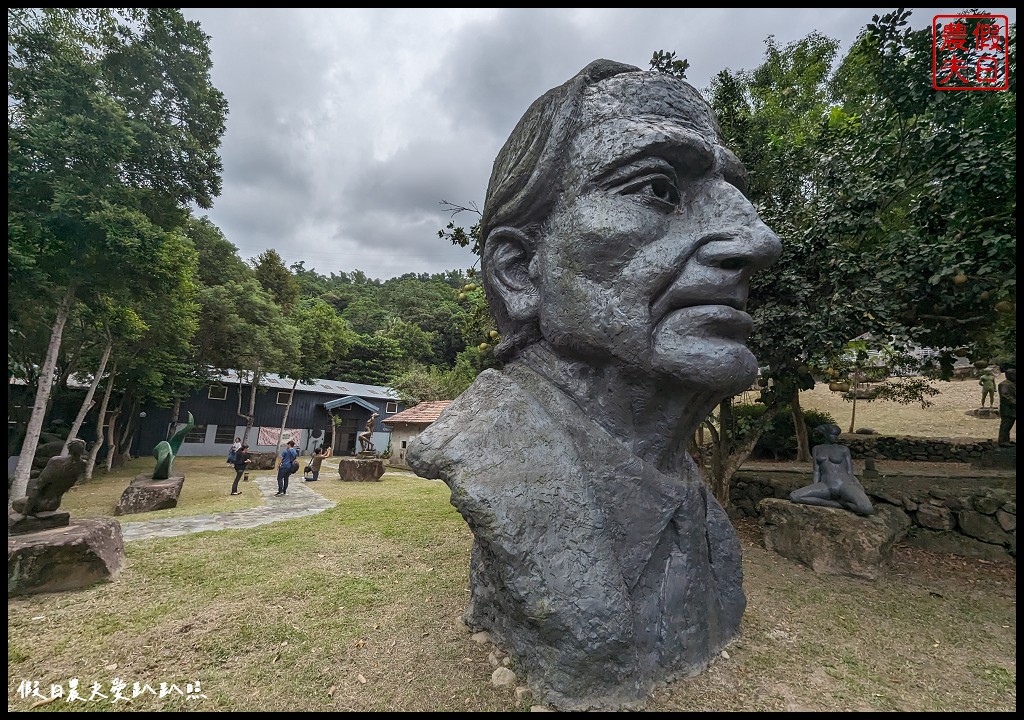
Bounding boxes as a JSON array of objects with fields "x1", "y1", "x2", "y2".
[
  {"x1": 479, "y1": 59, "x2": 640, "y2": 361},
  {"x1": 816, "y1": 423, "x2": 842, "y2": 439}
]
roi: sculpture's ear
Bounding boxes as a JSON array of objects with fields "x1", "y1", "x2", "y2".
[{"x1": 484, "y1": 226, "x2": 539, "y2": 323}]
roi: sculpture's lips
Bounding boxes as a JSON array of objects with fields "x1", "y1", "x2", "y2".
[{"x1": 656, "y1": 304, "x2": 754, "y2": 339}]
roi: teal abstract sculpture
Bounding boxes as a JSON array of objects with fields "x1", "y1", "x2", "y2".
[{"x1": 152, "y1": 412, "x2": 194, "y2": 480}]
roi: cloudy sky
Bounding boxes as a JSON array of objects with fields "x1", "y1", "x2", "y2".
[{"x1": 180, "y1": 7, "x2": 1016, "y2": 281}]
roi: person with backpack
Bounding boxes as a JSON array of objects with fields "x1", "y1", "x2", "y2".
[
  {"x1": 230, "y1": 444, "x2": 252, "y2": 495},
  {"x1": 227, "y1": 437, "x2": 241, "y2": 464},
  {"x1": 276, "y1": 440, "x2": 298, "y2": 496}
]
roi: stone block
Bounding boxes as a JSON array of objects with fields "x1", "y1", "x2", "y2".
[
  {"x1": 915, "y1": 502, "x2": 954, "y2": 531},
  {"x1": 956, "y1": 510, "x2": 1011, "y2": 546},
  {"x1": 115, "y1": 474, "x2": 184, "y2": 516},
  {"x1": 905, "y1": 527, "x2": 1010, "y2": 561},
  {"x1": 338, "y1": 458, "x2": 385, "y2": 482},
  {"x1": 8, "y1": 518, "x2": 124, "y2": 597},
  {"x1": 758, "y1": 498, "x2": 910, "y2": 580}
]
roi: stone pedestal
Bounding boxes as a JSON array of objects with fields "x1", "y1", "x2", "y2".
[
  {"x1": 115, "y1": 474, "x2": 184, "y2": 516},
  {"x1": 971, "y1": 445, "x2": 1015, "y2": 470},
  {"x1": 338, "y1": 457, "x2": 385, "y2": 482},
  {"x1": 249, "y1": 452, "x2": 277, "y2": 470},
  {"x1": 965, "y1": 407, "x2": 1000, "y2": 419},
  {"x1": 8, "y1": 518, "x2": 125, "y2": 597},
  {"x1": 757, "y1": 498, "x2": 911, "y2": 580},
  {"x1": 8, "y1": 510, "x2": 70, "y2": 535}
]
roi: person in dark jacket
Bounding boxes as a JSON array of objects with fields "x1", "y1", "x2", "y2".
[{"x1": 230, "y1": 444, "x2": 252, "y2": 495}]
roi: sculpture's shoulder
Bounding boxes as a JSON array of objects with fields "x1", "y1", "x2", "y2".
[{"x1": 408, "y1": 368, "x2": 555, "y2": 481}]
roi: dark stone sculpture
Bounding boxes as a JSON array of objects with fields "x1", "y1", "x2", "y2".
[
  {"x1": 408, "y1": 59, "x2": 781, "y2": 711},
  {"x1": 997, "y1": 364, "x2": 1016, "y2": 446},
  {"x1": 9, "y1": 438, "x2": 87, "y2": 534},
  {"x1": 152, "y1": 412, "x2": 194, "y2": 480},
  {"x1": 789, "y1": 424, "x2": 874, "y2": 516}
]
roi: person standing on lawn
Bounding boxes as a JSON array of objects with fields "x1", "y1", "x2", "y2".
[
  {"x1": 230, "y1": 444, "x2": 252, "y2": 495},
  {"x1": 276, "y1": 440, "x2": 298, "y2": 496}
]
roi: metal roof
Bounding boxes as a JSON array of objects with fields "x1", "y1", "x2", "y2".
[
  {"x1": 212, "y1": 371, "x2": 400, "y2": 400},
  {"x1": 323, "y1": 395, "x2": 380, "y2": 412}
]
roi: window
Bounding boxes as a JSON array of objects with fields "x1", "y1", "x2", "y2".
[
  {"x1": 277, "y1": 391, "x2": 292, "y2": 405},
  {"x1": 208, "y1": 385, "x2": 228, "y2": 400},
  {"x1": 385, "y1": 401, "x2": 398, "y2": 414},
  {"x1": 184, "y1": 424, "x2": 207, "y2": 443},
  {"x1": 214, "y1": 425, "x2": 236, "y2": 444},
  {"x1": 401, "y1": 440, "x2": 407, "y2": 449}
]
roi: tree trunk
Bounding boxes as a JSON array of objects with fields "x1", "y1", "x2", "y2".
[
  {"x1": 238, "y1": 363, "x2": 260, "y2": 446},
  {"x1": 85, "y1": 363, "x2": 117, "y2": 481},
  {"x1": 63, "y1": 334, "x2": 113, "y2": 453},
  {"x1": 10, "y1": 284, "x2": 77, "y2": 509},
  {"x1": 115, "y1": 396, "x2": 138, "y2": 461},
  {"x1": 848, "y1": 394, "x2": 858, "y2": 434},
  {"x1": 275, "y1": 378, "x2": 300, "y2": 455},
  {"x1": 791, "y1": 388, "x2": 811, "y2": 462},
  {"x1": 105, "y1": 409, "x2": 121, "y2": 472},
  {"x1": 704, "y1": 399, "x2": 783, "y2": 509}
]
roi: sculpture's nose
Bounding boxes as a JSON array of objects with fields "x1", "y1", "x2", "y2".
[{"x1": 693, "y1": 222, "x2": 781, "y2": 277}]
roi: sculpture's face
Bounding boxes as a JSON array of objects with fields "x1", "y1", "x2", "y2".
[{"x1": 536, "y1": 73, "x2": 781, "y2": 393}]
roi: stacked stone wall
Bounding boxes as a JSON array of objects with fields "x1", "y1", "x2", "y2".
[{"x1": 731, "y1": 471, "x2": 1015, "y2": 561}]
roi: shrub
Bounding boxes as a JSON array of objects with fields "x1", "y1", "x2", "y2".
[{"x1": 729, "y1": 404, "x2": 837, "y2": 460}]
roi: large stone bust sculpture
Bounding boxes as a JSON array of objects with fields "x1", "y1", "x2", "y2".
[{"x1": 408, "y1": 59, "x2": 781, "y2": 710}]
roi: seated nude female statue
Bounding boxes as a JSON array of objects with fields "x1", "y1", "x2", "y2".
[{"x1": 790, "y1": 423, "x2": 874, "y2": 516}]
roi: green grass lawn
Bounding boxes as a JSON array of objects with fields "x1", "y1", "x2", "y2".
[{"x1": 7, "y1": 458, "x2": 1016, "y2": 712}]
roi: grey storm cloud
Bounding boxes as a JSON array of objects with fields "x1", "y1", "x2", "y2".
[{"x1": 181, "y1": 7, "x2": 1016, "y2": 280}]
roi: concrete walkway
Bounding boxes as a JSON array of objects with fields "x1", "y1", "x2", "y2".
[{"x1": 119, "y1": 469, "x2": 336, "y2": 543}]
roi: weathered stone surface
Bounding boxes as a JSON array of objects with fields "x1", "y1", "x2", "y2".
[
  {"x1": 995, "y1": 509, "x2": 1016, "y2": 532},
  {"x1": 249, "y1": 452, "x2": 277, "y2": 470},
  {"x1": 758, "y1": 498, "x2": 910, "y2": 580},
  {"x1": 973, "y1": 495, "x2": 1003, "y2": 515},
  {"x1": 971, "y1": 445, "x2": 1015, "y2": 470},
  {"x1": 8, "y1": 518, "x2": 124, "y2": 597},
  {"x1": 915, "y1": 502, "x2": 954, "y2": 531},
  {"x1": 956, "y1": 510, "x2": 1011, "y2": 546},
  {"x1": 337, "y1": 458, "x2": 384, "y2": 482},
  {"x1": 8, "y1": 510, "x2": 70, "y2": 535},
  {"x1": 114, "y1": 474, "x2": 184, "y2": 516},
  {"x1": 905, "y1": 527, "x2": 1010, "y2": 561}
]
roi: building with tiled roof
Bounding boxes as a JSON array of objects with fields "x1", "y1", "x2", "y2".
[{"x1": 382, "y1": 401, "x2": 452, "y2": 469}]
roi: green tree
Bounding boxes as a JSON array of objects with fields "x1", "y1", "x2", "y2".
[
  {"x1": 252, "y1": 249, "x2": 300, "y2": 314},
  {"x1": 195, "y1": 279, "x2": 295, "y2": 444},
  {"x1": 274, "y1": 298, "x2": 354, "y2": 454},
  {"x1": 329, "y1": 334, "x2": 402, "y2": 387},
  {"x1": 8, "y1": 8, "x2": 226, "y2": 502},
  {"x1": 186, "y1": 216, "x2": 252, "y2": 289},
  {"x1": 683, "y1": 11, "x2": 1015, "y2": 506}
]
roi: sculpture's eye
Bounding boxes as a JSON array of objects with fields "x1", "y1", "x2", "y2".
[{"x1": 617, "y1": 172, "x2": 680, "y2": 211}]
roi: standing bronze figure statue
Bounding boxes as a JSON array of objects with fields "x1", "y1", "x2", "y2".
[
  {"x1": 358, "y1": 412, "x2": 379, "y2": 453},
  {"x1": 409, "y1": 59, "x2": 781, "y2": 710}
]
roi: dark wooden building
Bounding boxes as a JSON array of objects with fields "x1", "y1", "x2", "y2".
[{"x1": 134, "y1": 372, "x2": 404, "y2": 459}]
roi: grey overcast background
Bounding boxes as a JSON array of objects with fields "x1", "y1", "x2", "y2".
[{"x1": 180, "y1": 7, "x2": 1016, "y2": 280}]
